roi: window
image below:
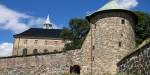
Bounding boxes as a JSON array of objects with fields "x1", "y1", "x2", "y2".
[
  {"x1": 119, "y1": 42, "x2": 122, "y2": 47},
  {"x1": 45, "y1": 40, "x2": 48, "y2": 45},
  {"x1": 34, "y1": 40, "x2": 38, "y2": 44},
  {"x1": 23, "y1": 48, "x2": 27, "y2": 56},
  {"x1": 121, "y1": 19, "x2": 125, "y2": 24},
  {"x1": 120, "y1": 34, "x2": 123, "y2": 37},
  {"x1": 92, "y1": 46, "x2": 95, "y2": 50},
  {"x1": 54, "y1": 50, "x2": 58, "y2": 52},
  {"x1": 33, "y1": 49, "x2": 38, "y2": 54},
  {"x1": 94, "y1": 24, "x2": 96, "y2": 29},
  {"x1": 44, "y1": 49, "x2": 48, "y2": 53},
  {"x1": 54, "y1": 41, "x2": 58, "y2": 45},
  {"x1": 24, "y1": 40, "x2": 27, "y2": 44}
]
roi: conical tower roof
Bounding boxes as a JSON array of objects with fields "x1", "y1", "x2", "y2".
[
  {"x1": 97, "y1": 0, "x2": 121, "y2": 11},
  {"x1": 87, "y1": 0, "x2": 122, "y2": 16},
  {"x1": 43, "y1": 14, "x2": 53, "y2": 29},
  {"x1": 44, "y1": 14, "x2": 52, "y2": 24}
]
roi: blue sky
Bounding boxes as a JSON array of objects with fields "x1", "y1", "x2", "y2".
[{"x1": 0, "y1": 0, "x2": 149, "y2": 57}]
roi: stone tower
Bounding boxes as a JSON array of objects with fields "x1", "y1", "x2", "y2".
[{"x1": 81, "y1": 9, "x2": 137, "y2": 75}]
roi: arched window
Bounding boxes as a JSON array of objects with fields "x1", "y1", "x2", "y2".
[
  {"x1": 23, "y1": 48, "x2": 27, "y2": 56},
  {"x1": 70, "y1": 65, "x2": 81, "y2": 74},
  {"x1": 44, "y1": 49, "x2": 48, "y2": 53},
  {"x1": 33, "y1": 49, "x2": 38, "y2": 54}
]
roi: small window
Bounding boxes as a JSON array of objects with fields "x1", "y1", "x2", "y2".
[
  {"x1": 24, "y1": 40, "x2": 27, "y2": 44},
  {"x1": 119, "y1": 42, "x2": 122, "y2": 47},
  {"x1": 121, "y1": 19, "x2": 125, "y2": 24},
  {"x1": 120, "y1": 34, "x2": 123, "y2": 37},
  {"x1": 23, "y1": 48, "x2": 27, "y2": 56},
  {"x1": 54, "y1": 50, "x2": 58, "y2": 52},
  {"x1": 94, "y1": 24, "x2": 96, "y2": 29},
  {"x1": 33, "y1": 49, "x2": 38, "y2": 54},
  {"x1": 92, "y1": 46, "x2": 95, "y2": 50},
  {"x1": 44, "y1": 49, "x2": 48, "y2": 53},
  {"x1": 34, "y1": 40, "x2": 38, "y2": 44},
  {"x1": 45, "y1": 40, "x2": 48, "y2": 45},
  {"x1": 92, "y1": 57, "x2": 94, "y2": 61},
  {"x1": 54, "y1": 41, "x2": 58, "y2": 45}
]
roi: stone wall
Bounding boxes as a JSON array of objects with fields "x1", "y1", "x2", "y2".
[
  {"x1": 13, "y1": 38, "x2": 65, "y2": 56},
  {"x1": 0, "y1": 49, "x2": 82, "y2": 75},
  {"x1": 117, "y1": 41, "x2": 150, "y2": 75}
]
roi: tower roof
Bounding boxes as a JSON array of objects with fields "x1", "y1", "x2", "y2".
[
  {"x1": 86, "y1": 0, "x2": 138, "y2": 24},
  {"x1": 44, "y1": 14, "x2": 52, "y2": 25},
  {"x1": 43, "y1": 14, "x2": 53, "y2": 29},
  {"x1": 97, "y1": 0, "x2": 122, "y2": 11},
  {"x1": 13, "y1": 28, "x2": 62, "y2": 39},
  {"x1": 87, "y1": 0, "x2": 123, "y2": 16}
]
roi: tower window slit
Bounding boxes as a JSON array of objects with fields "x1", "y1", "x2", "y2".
[
  {"x1": 119, "y1": 42, "x2": 122, "y2": 47},
  {"x1": 121, "y1": 19, "x2": 125, "y2": 24}
]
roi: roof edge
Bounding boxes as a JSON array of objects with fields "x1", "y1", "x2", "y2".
[{"x1": 86, "y1": 9, "x2": 138, "y2": 25}]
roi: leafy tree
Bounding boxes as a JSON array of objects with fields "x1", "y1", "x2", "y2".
[
  {"x1": 134, "y1": 11, "x2": 150, "y2": 45},
  {"x1": 60, "y1": 18, "x2": 90, "y2": 50}
]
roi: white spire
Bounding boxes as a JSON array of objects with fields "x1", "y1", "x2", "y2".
[
  {"x1": 45, "y1": 14, "x2": 51, "y2": 24},
  {"x1": 43, "y1": 14, "x2": 53, "y2": 29}
]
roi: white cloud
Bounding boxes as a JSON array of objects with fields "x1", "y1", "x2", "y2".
[
  {"x1": 116, "y1": 0, "x2": 139, "y2": 9},
  {"x1": 0, "y1": 4, "x2": 60, "y2": 34},
  {"x1": 0, "y1": 4, "x2": 30, "y2": 33},
  {"x1": 0, "y1": 42, "x2": 13, "y2": 57}
]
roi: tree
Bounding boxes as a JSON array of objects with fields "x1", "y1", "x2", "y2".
[
  {"x1": 134, "y1": 11, "x2": 150, "y2": 45},
  {"x1": 60, "y1": 18, "x2": 90, "y2": 50}
]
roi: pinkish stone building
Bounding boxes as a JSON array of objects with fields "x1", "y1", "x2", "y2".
[{"x1": 13, "y1": 15, "x2": 65, "y2": 56}]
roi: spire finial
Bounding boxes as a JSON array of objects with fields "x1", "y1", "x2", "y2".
[
  {"x1": 43, "y1": 14, "x2": 53, "y2": 29},
  {"x1": 45, "y1": 14, "x2": 51, "y2": 24}
]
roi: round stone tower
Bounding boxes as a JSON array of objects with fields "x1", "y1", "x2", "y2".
[{"x1": 84, "y1": 9, "x2": 138, "y2": 75}]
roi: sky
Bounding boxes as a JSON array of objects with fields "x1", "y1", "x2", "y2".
[{"x1": 0, "y1": 0, "x2": 149, "y2": 57}]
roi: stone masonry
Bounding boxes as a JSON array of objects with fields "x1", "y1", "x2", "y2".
[
  {"x1": 13, "y1": 38, "x2": 65, "y2": 56},
  {"x1": 117, "y1": 40, "x2": 150, "y2": 75},
  {"x1": 81, "y1": 9, "x2": 137, "y2": 75},
  {"x1": 0, "y1": 49, "x2": 82, "y2": 75}
]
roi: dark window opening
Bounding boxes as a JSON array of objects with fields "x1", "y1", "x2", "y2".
[
  {"x1": 119, "y1": 42, "x2": 122, "y2": 47},
  {"x1": 120, "y1": 34, "x2": 123, "y2": 37},
  {"x1": 92, "y1": 46, "x2": 95, "y2": 50},
  {"x1": 92, "y1": 57, "x2": 94, "y2": 61},
  {"x1": 34, "y1": 40, "x2": 38, "y2": 44},
  {"x1": 94, "y1": 24, "x2": 96, "y2": 29},
  {"x1": 23, "y1": 48, "x2": 27, "y2": 56},
  {"x1": 121, "y1": 19, "x2": 125, "y2": 24},
  {"x1": 70, "y1": 65, "x2": 80, "y2": 74},
  {"x1": 45, "y1": 40, "x2": 48, "y2": 45},
  {"x1": 24, "y1": 40, "x2": 27, "y2": 44},
  {"x1": 44, "y1": 49, "x2": 48, "y2": 53},
  {"x1": 33, "y1": 49, "x2": 38, "y2": 54},
  {"x1": 54, "y1": 50, "x2": 58, "y2": 52}
]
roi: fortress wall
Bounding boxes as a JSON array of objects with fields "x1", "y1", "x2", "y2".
[
  {"x1": 0, "y1": 49, "x2": 82, "y2": 75},
  {"x1": 117, "y1": 43, "x2": 150, "y2": 75}
]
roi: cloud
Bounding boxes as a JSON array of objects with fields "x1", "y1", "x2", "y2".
[
  {"x1": 116, "y1": 0, "x2": 139, "y2": 9},
  {"x1": 0, "y1": 4, "x2": 60, "y2": 34},
  {"x1": 0, "y1": 42, "x2": 13, "y2": 57},
  {"x1": 0, "y1": 4, "x2": 30, "y2": 33}
]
